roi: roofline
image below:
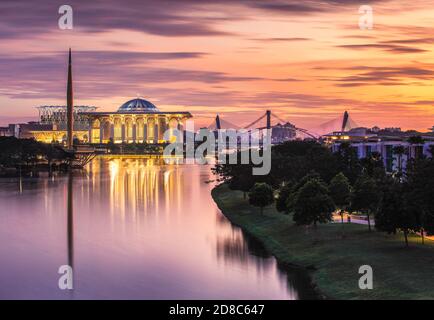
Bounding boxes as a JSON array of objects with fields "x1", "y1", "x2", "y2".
[
  {"x1": 82, "y1": 111, "x2": 192, "y2": 116},
  {"x1": 36, "y1": 105, "x2": 97, "y2": 109}
]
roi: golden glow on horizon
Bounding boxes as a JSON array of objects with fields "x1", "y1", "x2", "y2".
[{"x1": 1, "y1": 1, "x2": 434, "y2": 131}]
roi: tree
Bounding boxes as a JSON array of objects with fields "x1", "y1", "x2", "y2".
[
  {"x1": 392, "y1": 145, "x2": 407, "y2": 176},
  {"x1": 360, "y1": 152, "x2": 385, "y2": 180},
  {"x1": 213, "y1": 141, "x2": 340, "y2": 194},
  {"x1": 41, "y1": 144, "x2": 68, "y2": 177},
  {"x1": 329, "y1": 172, "x2": 352, "y2": 224},
  {"x1": 212, "y1": 151, "x2": 256, "y2": 199},
  {"x1": 335, "y1": 142, "x2": 362, "y2": 184},
  {"x1": 405, "y1": 158, "x2": 434, "y2": 243},
  {"x1": 248, "y1": 183, "x2": 274, "y2": 214},
  {"x1": 283, "y1": 171, "x2": 321, "y2": 214},
  {"x1": 351, "y1": 175, "x2": 382, "y2": 231},
  {"x1": 0, "y1": 137, "x2": 72, "y2": 176},
  {"x1": 212, "y1": 149, "x2": 271, "y2": 198},
  {"x1": 293, "y1": 178, "x2": 335, "y2": 227},
  {"x1": 375, "y1": 178, "x2": 419, "y2": 246},
  {"x1": 271, "y1": 141, "x2": 339, "y2": 184},
  {"x1": 275, "y1": 182, "x2": 293, "y2": 214},
  {"x1": 229, "y1": 170, "x2": 255, "y2": 199}
]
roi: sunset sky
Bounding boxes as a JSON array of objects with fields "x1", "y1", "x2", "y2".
[{"x1": 0, "y1": 0, "x2": 433, "y2": 131}]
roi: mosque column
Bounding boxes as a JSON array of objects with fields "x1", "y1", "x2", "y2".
[
  {"x1": 121, "y1": 123, "x2": 126, "y2": 143},
  {"x1": 88, "y1": 120, "x2": 93, "y2": 144},
  {"x1": 110, "y1": 122, "x2": 114, "y2": 141},
  {"x1": 154, "y1": 117, "x2": 159, "y2": 143},
  {"x1": 132, "y1": 123, "x2": 137, "y2": 143},
  {"x1": 99, "y1": 124, "x2": 104, "y2": 144},
  {"x1": 143, "y1": 117, "x2": 148, "y2": 143},
  {"x1": 160, "y1": 117, "x2": 167, "y2": 141}
]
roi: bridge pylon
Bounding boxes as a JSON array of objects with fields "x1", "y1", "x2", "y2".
[
  {"x1": 215, "y1": 115, "x2": 221, "y2": 130},
  {"x1": 266, "y1": 110, "x2": 271, "y2": 130}
]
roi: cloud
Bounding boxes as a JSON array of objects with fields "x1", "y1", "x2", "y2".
[
  {"x1": 0, "y1": 0, "x2": 236, "y2": 39},
  {"x1": 0, "y1": 51, "x2": 264, "y2": 100},
  {"x1": 249, "y1": 37, "x2": 311, "y2": 42},
  {"x1": 0, "y1": 0, "x2": 393, "y2": 39},
  {"x1": 247, "y1": 2, "x2": 323, "y2": 14},
  {"x1": 272, "y1": 77, "x2": 305, "y2": 82},
  {"x1": 329, "y1": 65, "x2": 434, "y2": 87},
  {"x1": 338, "y1": 43, "x2": 428, "y2": 54},
  {"x1": 382, "y1": 37, "x2": 434, "y2": 45}
]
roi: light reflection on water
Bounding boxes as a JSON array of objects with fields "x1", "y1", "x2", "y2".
[{"x1": 0, "y1": 157, "x2": 313, "y2": 299}]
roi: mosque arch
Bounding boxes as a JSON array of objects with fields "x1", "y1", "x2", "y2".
[
  {"x1": 136, "y1": 118, "x2": 145, "y2": 142},
  {"x1": 102, "y1": 120, "x2": 111, "y2": 142},
  {"x1": 113, "y1": 117, "x2": 122, "y2": 142},
  {"x1": 125, "y1": 118, "x2": 133, "y2": 142}
]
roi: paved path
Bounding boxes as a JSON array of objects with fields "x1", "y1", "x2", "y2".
[
  {"x1": 333, "y1": 213, "x2": 434, "y2": 241},
  {"x1": 332, "y1": 213, "x2": 375, "y2": 226}
]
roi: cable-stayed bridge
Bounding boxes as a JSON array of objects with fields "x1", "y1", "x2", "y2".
[
  {"x1": 312, "y1": 111, "x2": 359, "y2": 136},
  {"x1": 206, "y1": 110, "x2": 358, "y2": 143}
]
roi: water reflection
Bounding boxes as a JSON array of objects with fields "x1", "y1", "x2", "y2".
[
  {"x1": 67, "y1": 171, "x2": 74, "y2": 278},
  {"x1": 0, "y1": 157, "x2": 313, "y2": 299}
]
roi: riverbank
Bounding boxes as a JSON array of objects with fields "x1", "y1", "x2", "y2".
[{"x1": 212, "y1": 183, "x2": 434, "y2": 300}]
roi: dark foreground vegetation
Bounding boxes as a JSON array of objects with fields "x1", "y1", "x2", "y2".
[
  {"x1": 213, "y1": 140, "x2": 434, "y2": 245},
  {"x1": 212, "y1": 140, "x2": 434, "y2": 298},
  {"x1": 212, "y1": 184, "x2": 434, "y2": 299},
  {"x1": 0, "y1": 137, "x2": 72, "y2": 177}
]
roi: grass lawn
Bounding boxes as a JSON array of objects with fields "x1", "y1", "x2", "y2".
[{"x1": 212, "y1": 183, "x2": 434, "y2": 300}]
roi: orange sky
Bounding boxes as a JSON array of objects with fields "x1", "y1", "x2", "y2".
[{"x1": 0, "y1": 0, "x2": 433, "y2": 132}]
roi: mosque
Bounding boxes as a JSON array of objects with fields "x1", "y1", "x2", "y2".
[
  {"x1": 8, "y1": 50, "x2": 192, "y2": 144},
  {"x1": 84, "y1": 97, "x2": 191, "y2": 144}
]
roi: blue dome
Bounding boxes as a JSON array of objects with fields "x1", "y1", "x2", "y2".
[{"x1": 118, "y1": 98, "x2": 159, "y2": 112}]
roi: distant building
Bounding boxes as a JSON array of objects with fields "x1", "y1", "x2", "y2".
[
  {"x1": 0, "y1": 122, "x2": 51, "y2": 139},
  {"x1": 22, "y1": 106, "x2": 96, "y2": 143},
  {"x1": 0, "y1": 126, "x2": 10, "y2": 137},
  {"x1": 326, "y1": 127, "x2": 434, "y2": 172},
  {"x1": 2, "y1": 99, "x2": 192, "y2": 144},
  {"x1": 271, "y1": 122, "x2": 297, "y2": 144},
  {"x1": 1, "y1": 49, "x2": 191, "y2": 145}
]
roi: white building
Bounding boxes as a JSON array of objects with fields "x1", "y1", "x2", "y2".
[{"x1": 325, "y1": 127, "x2": 434, "y2": 172}]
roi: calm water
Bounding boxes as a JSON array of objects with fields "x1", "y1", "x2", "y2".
[{"x1": 0, "y1": 157, "x2": 314, "y2": 299}]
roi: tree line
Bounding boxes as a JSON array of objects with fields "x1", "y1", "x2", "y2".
[
  {"x1": 0, "y1": 137, "x2": 72, "y2": 176},
  {"x1": 213, "y1": 140, "x2": 434, "y2": 246}
]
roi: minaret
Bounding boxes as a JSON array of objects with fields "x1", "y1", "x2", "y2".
[{"x1": 66, "y1": 48, "x2": 74, "y2": 150}]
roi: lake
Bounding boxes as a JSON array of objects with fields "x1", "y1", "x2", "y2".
[{"x1": 0, "y1": 157, "x2": 315, "y2": 299}]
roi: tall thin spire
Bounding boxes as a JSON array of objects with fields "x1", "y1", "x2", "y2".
[{"x1": 66, "y1": 48, "x2": 74, "y2": 149}]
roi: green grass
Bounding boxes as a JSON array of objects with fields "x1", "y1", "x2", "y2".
[{"x1": 212, "y1": 184, "x2": 434, "y2": 300}]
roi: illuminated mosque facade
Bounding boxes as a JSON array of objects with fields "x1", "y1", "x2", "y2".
[
  {"x1": 84, "y1": 98, "x2": 191, "y2": 144},
  {"x1": 27, "y1": 98, "x2": 191, "y2": 144},
  {"x1": 12, "y1": 50, "x2": 192, "y2": 144}
]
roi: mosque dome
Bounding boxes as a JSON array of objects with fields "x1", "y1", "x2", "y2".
[{"x1": 118, "y1": 98, "x2": 159, "y2": 112}]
